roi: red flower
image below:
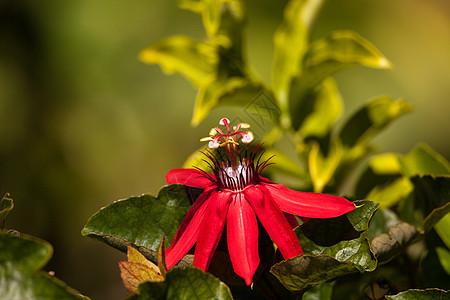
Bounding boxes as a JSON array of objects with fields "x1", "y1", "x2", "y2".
[{"x1": 164, "y1": 118, "x2": 355, "y2": 285}]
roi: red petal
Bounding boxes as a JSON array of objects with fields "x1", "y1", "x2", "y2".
[
  {"x1": 165, "y1": 192, "x2": 211, "y2": 269},
  {"x1": 193, "y1": 191, "x2": 232, "y2": 271},
  {"x1": 261, "y1": 181, "x2": 355, "y2": 218},
  {"x1": 166, "y1": 169, "x2": 214, "y2": 188},
  {"x1": 284, "y1": 213, "x2": 299, "y2": 229},
  {"x1": 166, "y1": 187, "x2": 215, "y2": 252},
  {"x1": 227, "y1": 193, "x2": 260, "y2": 285},
  {"x1": 244, "y1": 185, "x2": 303, "y2": 260}
]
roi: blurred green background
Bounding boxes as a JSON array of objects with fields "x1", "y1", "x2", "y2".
[{"x1": 1, "y1": 0, "x2": 449, "y2": 298}]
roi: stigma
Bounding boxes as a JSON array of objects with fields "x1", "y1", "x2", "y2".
[{"x1": 200, "y1": 118, "x2": 254, "y2": 149}]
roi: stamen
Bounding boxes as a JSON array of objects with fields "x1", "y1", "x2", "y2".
[{"x1": 241, "y1": 132, "x2": 254, "y2": 144}]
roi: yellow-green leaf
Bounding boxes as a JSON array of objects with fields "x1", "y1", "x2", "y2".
[
  {"x1": 139, "y1": 35, "x2": 217, "y2": 87},
  {"x1": 297, "y1": 77, "x2": 343, "y2": 138},
  {"x1": 436, "y1": 247, "x2": 450, "y2": 276},
  {"x1": 435, "y1": 214, "x2": 450, "y2": 249},
  {"x1": 289, "y1": 31, "x2": 392, "y2": 123},
  {"x1": 191, "y1": 78, "x2": 266, "y2": 126},
  {"x1": 400, "y1": 143, "x2": 450, "y2": 177},
  {"x1": 179, "y1": 0, "x2": 244, "y2": 42},
  {"x1": 366, "y1": 177, "x2": 414, "y2": 209},
  {"x1": 369, "y1": 153, "x2": 403, "y2": 175},
  {"x1": 304, "y1": 30, "x2": 392, "y2": 75},
  {"x1": 272, "y1": 0, "x2": 313, "y2": 112},
  {"x1": 339, "y1": 96, "x2": 411, "y2": 148},
  {"x1": 308, "y1": 140, "x2": 343, "y2": 192}
]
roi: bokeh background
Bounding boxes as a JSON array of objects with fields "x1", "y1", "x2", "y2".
[{"x1": 1, "y1": 0, "x2": 449, "y2": 298}]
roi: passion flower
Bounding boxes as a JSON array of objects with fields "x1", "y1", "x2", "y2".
[{"x1": 165, "y1": 118, "x2": 355, "y2": 285}]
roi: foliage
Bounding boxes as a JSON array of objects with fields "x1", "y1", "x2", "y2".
[
  {"x1": 1, "y1": 0, "x2": 449, "y2": 299},
  {"x1": 0, "y1": 198, "x2": 89, "y2": 300},
  {"x1": 136, "y1": 0, "x2": 450, "y2": 298}
]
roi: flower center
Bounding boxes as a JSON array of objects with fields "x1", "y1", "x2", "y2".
[{"x1": 216, "y1": 163, "x2": 256, "y2": 192}]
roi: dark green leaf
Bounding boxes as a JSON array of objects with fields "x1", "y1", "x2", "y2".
[
  {"x1": 139, "y1": 35, "x2": 217, "y2": 87},
  {"x1": 297, "y1": 200, "x2": 379, "y2": 272},
  {"x1": 129, "y1": 267, "x2": 233, "y2": 300},
  {"x1": 370, "y1": 222, "x2": 419, "y2": 264},
  {"x1": 421, "y1": 249, "x2": 450, "y2": 290},
  {"x1": 0, "y1": 233, "x2": 89, "y2": 299},
  {"x1": 410, "y1": 175, "x2": 450, "y2": 233},
  {"x1": 272, "y1": 201, "x2": 378, "y2": 293},
  {"x1": 385, "y1": 288, "x2": 450, "y2": 300},
  {"x1": 339, "y1": 96, "x2": 411, "y2": 149},
  {"x1": 372, "y1": 176, "x2": 450, "y2": 264},
  {"x1": 0, "y1": 193, "x2": 14, "y2": 228},
  {"x1": 82, "y1": 185, "x2": 192, "y2": 261},
  {"x1": 270, "y1": 255, "x2": 355, "y2": 294}
]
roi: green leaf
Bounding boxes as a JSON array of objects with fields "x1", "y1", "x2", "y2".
[
  {"x1": 385, "y1": 288, "x2": 450, "y2": 300},
  {"x1": 139, "y1": 35, "x2": 217, "y2": 87},
  {"x1": 410, "y1": 175, "x2": 450, "y2": 233},
  {"x1": 400, "y1": 143, "x2": 450, "y2": 177},
  {"x1": 339, "y1": 96, "x2": 411, "y2": 149},
  {"x1": 289, "y1": 31, "x2": 392, "y2": 124},
  {"x1": 0, "y1": 193, "x2": 14, "y2": 228},
  {"x1": 365, "y1": 177, "x2": 414, "y2": 209},
  {"x1": 308, "y1": 139, "x2": 343, "y2": 192},
  {"x1": 297, "y1": 200, "x2": 379, "y2": 272},
  {"x1": 302, "y1": 282, "x2": 335, "y2": 300},
  {"x1": 129, "y1": 267, "x2": 233, "y2": 300},
  {"x1": 304, "y1": 30, "x2": 391, "y2": 78},
  {"x1": 0, "y1": 233, "x2": 89, "y2": 299},
  {"x1": 263, "y1": 147, "x2": 308, "y2": 180},
  {"x1": 272, "y1": 0, "x2": 311, "y2": 111},
  {"x1": 297, "y1": 77, "x2": 343, "y2": 139},
  {"x1": 191, "y1": 78, "x2": 267, "y2": 126},
  {"x1": 354, "y1": 153, "x2": 403, "y2": 200},
  {"x1": 367, "y1": 208, "x2": 401, "y2": 240},
  {"x1": 271, "y1": 255, "x2": 356, "y2": 294},
  {"x1": 180, "y1": 0, "x2": 244, "y2": 44},
  {"x1": 272, "y1": 201, "x2": 378, "y2": 293},
  {"x1": 435, "y1": 214, "x2": 450, "y2": 249},
  {"x1": 436, "y1": 247, "x2": 450, "y2": 276},
  {"x1": 82, "y1": 185, "x2": 192, "y2": 261},
  {"x1": 182, "y1": 145, "x2": 210, "y2": 171}
]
